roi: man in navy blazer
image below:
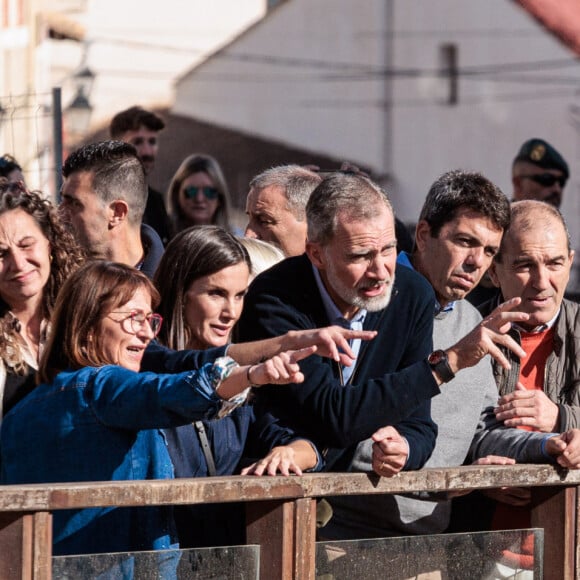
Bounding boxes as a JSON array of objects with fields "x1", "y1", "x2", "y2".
[{"x1": 238, "y1": 171, "x2": 446, "y2": 473}]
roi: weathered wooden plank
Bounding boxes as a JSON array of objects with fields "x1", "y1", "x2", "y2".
[
  {"x1": 0, "y1": 468, "x2": 578, "y2": 580},
  {"x1": 0, "y1": 511, "x2": 33, "y2": 580},
  {"x1": 576, "y1": 489, "x2": 580, "y2": 580},
  {"x1": 246, "y1": 500, "x2": 295, "y2": 580},
  {"x1": 0, "y1": 466, "x2": 579, "y2": 512},
  {"x1": 293, "y1": 498, "x2": 316, "y2": 580},
  {"x1": 531, "y1": 486, "x2": 576, "y2": 580},
  {"x1": 32, "y1": 512, "x2": 52, "y2": 580}
]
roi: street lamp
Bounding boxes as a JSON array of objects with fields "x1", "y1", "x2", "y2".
[{"x1": 65, "y1": 64, "x2": 95, "y2": 139}]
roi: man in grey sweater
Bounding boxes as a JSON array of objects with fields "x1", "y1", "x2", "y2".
[{"x1": 323, "y1": 170, "x2": 580, "y2": 540}]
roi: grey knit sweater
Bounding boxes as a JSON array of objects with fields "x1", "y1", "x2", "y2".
[{"x1": 324, "y1": 299, "x2": 554, "y2": 539}]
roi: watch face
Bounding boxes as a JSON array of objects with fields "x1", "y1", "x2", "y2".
[
  {"x1": 428, "y1": 350, "x2": 445, "y2": 365},
  {"x1": 428, "y1": 349, "x2": 454, "y2": 382}
]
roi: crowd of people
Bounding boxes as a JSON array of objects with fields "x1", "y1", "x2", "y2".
[{"x1": 0, "y1": 105, "x2": 578, "y2": 575}]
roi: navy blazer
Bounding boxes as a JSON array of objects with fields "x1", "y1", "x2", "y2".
[{"x1": 236, "y1": 255, "x2": 440, "y2": 470}]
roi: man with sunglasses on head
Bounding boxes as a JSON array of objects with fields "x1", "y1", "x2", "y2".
[
  {"x1": 60, "y1": 140, "x2": 165, "y2": 279},
  {"x1": 512, "y1": 138, "x2": 569, "y2": 208}
]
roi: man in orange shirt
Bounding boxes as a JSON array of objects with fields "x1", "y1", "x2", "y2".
[
  {"x1": 489, "y1": 200, "x2": 577, "y2": 432},
  {"x1": 474, "y1": 200, "x2": 578, "y2": 573}
]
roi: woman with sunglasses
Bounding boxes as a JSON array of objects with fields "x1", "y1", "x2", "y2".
[
  {"x1": 166, "y1": 153, "x2": 234, "y2": 237},
  {"x1": 0, "y1": 260, "x2": 317, "y2": 557}
]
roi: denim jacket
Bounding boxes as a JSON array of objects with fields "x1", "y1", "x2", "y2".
[{"x1": 0, "y1": 364, "x2": 222, "y2": 555}]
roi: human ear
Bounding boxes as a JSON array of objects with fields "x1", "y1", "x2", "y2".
[
  {"x1": 488, "y1": 262, "x2": 501, "y2": 288},
  {"x1": 109, "y1": 200, "x2": 129, "y2": 225},
  {"x1": 306, "y1": 240, "x2": 325, "y2": 270},
  {"x1": 414, "y1": 220, "x2": 431, "y2": 253}
]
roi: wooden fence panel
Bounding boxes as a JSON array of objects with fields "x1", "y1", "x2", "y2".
[
  {"x1": 531, "y1": 486, "x2": 576, "y2": 580},
  {"x1": 0, "y1": 467, "x2": 579, "y2": 579}
]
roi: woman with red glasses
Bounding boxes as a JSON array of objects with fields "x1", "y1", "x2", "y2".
[
  {"x1": 0, "y1": 260, "x2": 318, "y2": 557},
  {"x1": 166, "y1": 153, "x2": 234, "y2": 237}
]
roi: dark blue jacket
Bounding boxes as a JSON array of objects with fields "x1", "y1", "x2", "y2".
[
  {"x1": 142, "y1": 342, "x2": 322, "y2": 547},
  {"x1": 140, "y1": 223, "x2": 165, "y2": 279},
  {"x1": 236, "y1": 255, "x2": 439, "y2": 470},
  {"x1": 142, "y1": 343, "x2": 318, "y2": 476}
]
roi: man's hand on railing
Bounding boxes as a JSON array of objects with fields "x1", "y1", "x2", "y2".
[
  {"x1": 547, "y1": 428, "x2": 580, "y2": 469},
  {"x1": 371, "y1": 426, "x2": 410, "y2": 477}
]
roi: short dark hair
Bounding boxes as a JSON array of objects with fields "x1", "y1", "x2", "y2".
[
  {"x1": 0, "y1": 154, "x2": 22, "y2": 178},
  {"x1": 419, "y1": 170, "x2": 510, "y2": 237},
  {"x1": 39, "y1": 261, "x2": 159, "y2": 383},
  {"x1": 62, "y1": 141, "x2": 147, "y2": 224},
  {"x1": 109, "y1": 106, "x2": 165, "y2": 138},
  {"x1": 306, "y1": 172, "x2": 392, "y2": 245},
  {"x1": 154, "y1": 225, "x2": 250, "y2": 351}
]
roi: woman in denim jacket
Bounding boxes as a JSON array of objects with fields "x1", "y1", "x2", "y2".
[{"x1": 0, "y1": 261, "x2": 315, "y2": 557}]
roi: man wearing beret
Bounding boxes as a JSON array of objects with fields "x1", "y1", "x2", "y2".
[{"x1": 512, "y1": 138, "x2": 569, "y2": 208}]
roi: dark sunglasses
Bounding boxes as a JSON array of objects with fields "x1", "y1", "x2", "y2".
[
  {"x1": 183, "y1": 186, "x2": 219, "y2": 200},
  {"x1": 521, "y1": 173, "x2": 567, "y2": 188}
]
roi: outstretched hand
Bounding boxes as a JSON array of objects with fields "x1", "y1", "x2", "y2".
[
  {"x1": 282, "y1": 326, "x2": 377, "y2": 366},
  {"x1": 251, "y1": 346, "x2": 317, "y2": 386},
  {"x1": 447, "y1": 298, "x2": 529, "y2": 372}
]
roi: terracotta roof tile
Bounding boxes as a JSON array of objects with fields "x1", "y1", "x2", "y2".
[{"x1": 517, "y1": 0, "x2": 580, "y2": 55}]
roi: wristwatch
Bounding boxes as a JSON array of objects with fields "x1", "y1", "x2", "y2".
[{"x1": 428, "y1": 349, "x2": 455, "y2": 383}]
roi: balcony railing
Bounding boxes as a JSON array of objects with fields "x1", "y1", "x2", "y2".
[{"x1": 0, "y1": 464, "x2": 578, "y2": 579}]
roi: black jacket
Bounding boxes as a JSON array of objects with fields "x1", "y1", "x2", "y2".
[{"x1": 237, "y1": 254, "x2": 439, "y2": 470}]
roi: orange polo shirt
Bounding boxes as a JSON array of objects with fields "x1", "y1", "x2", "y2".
[{"x1": 492, "y1": 327, "x2": 555, "y2": 568}]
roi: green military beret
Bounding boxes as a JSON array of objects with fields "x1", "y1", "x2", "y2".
[{"x1": 513, "y1": 138, "x2": 569, "y2": 179}]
